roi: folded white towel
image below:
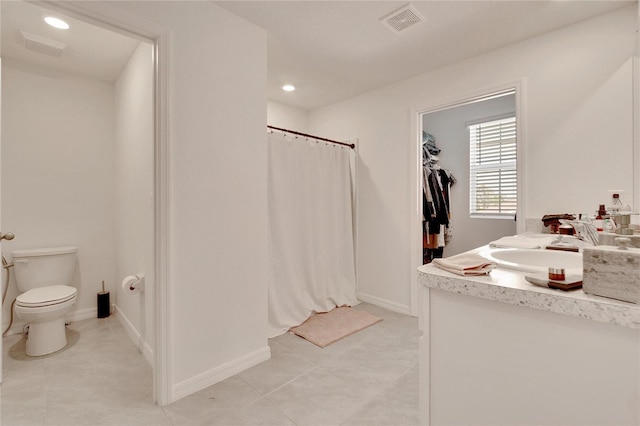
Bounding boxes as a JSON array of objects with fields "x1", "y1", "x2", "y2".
[
  {"x1": 432, "y1": 253, "x2": 496, "y2": 276},
  {"x1": 489, "y1": 235, "x2": 555, "y2": 249}
]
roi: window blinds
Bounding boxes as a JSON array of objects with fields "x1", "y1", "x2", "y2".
[{"x1": 469, "y1": 116, "x2": 517, "y2": 217}]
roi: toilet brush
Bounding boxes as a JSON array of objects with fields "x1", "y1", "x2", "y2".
[{"x1": 97, "y1": 280, "x2": 110, "y2": 318}]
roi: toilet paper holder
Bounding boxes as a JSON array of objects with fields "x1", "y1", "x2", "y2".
[{"x1": 122, "y1": 273, "x2": 145, "y2": 293}]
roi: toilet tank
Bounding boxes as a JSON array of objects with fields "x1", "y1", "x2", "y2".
[{"x1": 11, "y1": 246, "x2": 78, "y2": 292}]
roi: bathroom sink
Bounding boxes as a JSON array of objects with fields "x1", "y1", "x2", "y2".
[{"x1": 478, "y1": 248, "x2": 583, "y2": 274}]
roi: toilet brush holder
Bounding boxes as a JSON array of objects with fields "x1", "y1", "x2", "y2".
[{"x1": 97, "y1": 280, "x2": 110, "y2": 318}]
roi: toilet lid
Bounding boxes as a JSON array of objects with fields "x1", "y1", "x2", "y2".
[{"x1": 16, "y1": 285, "x2": 77, "y2": 307}]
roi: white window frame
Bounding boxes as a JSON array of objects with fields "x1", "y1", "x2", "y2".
[{"x1": 468, "y1": 114, "x2": 517, "y2": 219}]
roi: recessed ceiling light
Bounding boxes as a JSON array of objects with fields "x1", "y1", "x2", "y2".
[
  {"x1": 44, "y1": 16, "x2": 70, "y2": 30},
  {"x1": 282, "y1": 84, "x2": 295, "y2": 92}
]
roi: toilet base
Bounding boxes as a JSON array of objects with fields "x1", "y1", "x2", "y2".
[{"x1": 25, "y1": 318, "x2": 68, "y2": 357}]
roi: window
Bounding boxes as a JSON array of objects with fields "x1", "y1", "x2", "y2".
[{"x1": 469, "y1": 115, "x2": 516, "y2": 218}]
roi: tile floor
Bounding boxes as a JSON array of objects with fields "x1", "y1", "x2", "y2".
[{"x1": 1, "y1": 303, "x2": 419, "y2": 425}]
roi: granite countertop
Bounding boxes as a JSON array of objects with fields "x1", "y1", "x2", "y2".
[{"x1": 418, "y1": 261, "x2": 640, "y2": 330}]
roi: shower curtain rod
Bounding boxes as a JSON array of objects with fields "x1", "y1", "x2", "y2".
[{"x1": 267, "y1": 125, "x2": 355, "y2": 149}]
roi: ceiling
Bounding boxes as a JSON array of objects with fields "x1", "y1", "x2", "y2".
[
  {"x1": 0, "y1": 1, "x2": 140, "y2": 82},
  {"x1": 1, "y1": 1, "x2": 634, "y2": 109},
  {"x1": 216, "y1": 0, "x2": 634, "y2": 110}
]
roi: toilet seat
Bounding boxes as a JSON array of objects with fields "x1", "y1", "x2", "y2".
[{"x1": 16, "y1": 285, "x2": 77, "y2": 308}]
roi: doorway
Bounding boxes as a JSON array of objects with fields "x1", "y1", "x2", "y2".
[
  {"x1": 410, "y1": 85, "x2": 524, "y2": 315},
  {"x1": 0, "y1": 0, "x2": 167, "y2": 403}
]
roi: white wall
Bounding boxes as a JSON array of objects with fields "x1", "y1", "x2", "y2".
[
  {"x1": 267, "y1": 100, "x2": 309, "y2": 132},
  {"x1": 422, "y1": 94, "x2": 517, "y2": 256},
  {"x1": 308, "y1": 6, "x2": 637, "y2": 313},
  {"x1": 106, "y1": 1, "x2": 269, "y2": 400},
  {"x1": 114, "y1": 41, "x2": 154, "y2": 359},
  {"x1": 1, "y1": 60, "x2": 117, "y2": 329}
]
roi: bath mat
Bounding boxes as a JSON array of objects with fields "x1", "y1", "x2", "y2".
[{"x1": 289, "y1": 306, "x2": 382, "y2": 348}]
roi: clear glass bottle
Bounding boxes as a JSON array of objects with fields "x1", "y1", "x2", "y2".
[
  {"x1": 610, "y1": 192, "x2": 623, "y2": 214},
  {"x1": 604, "y1": 218, "x2": 615, "y2": 233}
]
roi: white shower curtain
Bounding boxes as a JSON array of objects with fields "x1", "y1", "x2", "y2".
[{"x1": 267, "y1": 131, "x2": 358, "y2": 337}]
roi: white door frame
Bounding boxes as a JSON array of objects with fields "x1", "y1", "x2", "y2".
[
  {"x1": 634, "y1": 23, "x2": 640, "y2": 214},
  {"x1": 27, "y1": 0, "x2": 172, "y2": 405},
  {"x1": 0, "y1": 58, "x2": 4, "y2": 385},
  {"x1": 409, "y1": 81, "x2": 526, "y2": 317}
]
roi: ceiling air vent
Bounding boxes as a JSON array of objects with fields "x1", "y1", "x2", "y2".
[
  {"x1": 19, "y1": 30, "x2": 66, "y2": 57},
  {"x1": 380, "y1": 4, "x2": 425, "y2": 34}
]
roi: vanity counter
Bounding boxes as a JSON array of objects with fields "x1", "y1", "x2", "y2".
[
  {"x1": 418, "y1": 262, "x2": 640, "y2": 329},
  {"x1": 417, "y1": 253, "x2": 640, "y2": 426}
]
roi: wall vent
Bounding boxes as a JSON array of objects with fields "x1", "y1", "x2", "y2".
[
  {"x1": 380, "y1": 4, "x2": 425, "y2": 34},
  {"x1": 19, "y1": 30, "x2": 66, "y2": 57}
]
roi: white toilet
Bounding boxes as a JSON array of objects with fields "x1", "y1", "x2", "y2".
[{"x1": 11, "y1": 246, "x2": 78, "y2": 356}]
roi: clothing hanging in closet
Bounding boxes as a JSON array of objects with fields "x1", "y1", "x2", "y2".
[{"x1": 422, "y1": 132, "x2": 456, "y2": 263}]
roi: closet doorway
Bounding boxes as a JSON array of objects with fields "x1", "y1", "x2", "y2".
[{"x1": 411, "y1": 86, "x2": 524, "y2": 314}]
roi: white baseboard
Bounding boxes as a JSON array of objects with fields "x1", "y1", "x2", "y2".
[
  {"x1": 357, "y1": 292, "x2": 412, "y2": 316},
  {"x1": 114, "y1": 304, "x2": 154, "y2": 366},
  {"x1": 171, "y1": 345, "x2": 271, "y2": 402},
  {"x1": 3, "y1": 305, "x2": 104, "y2": 336},
  {"x1": 66, "y1": 306, "x2": 101, "y2": 322}
]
